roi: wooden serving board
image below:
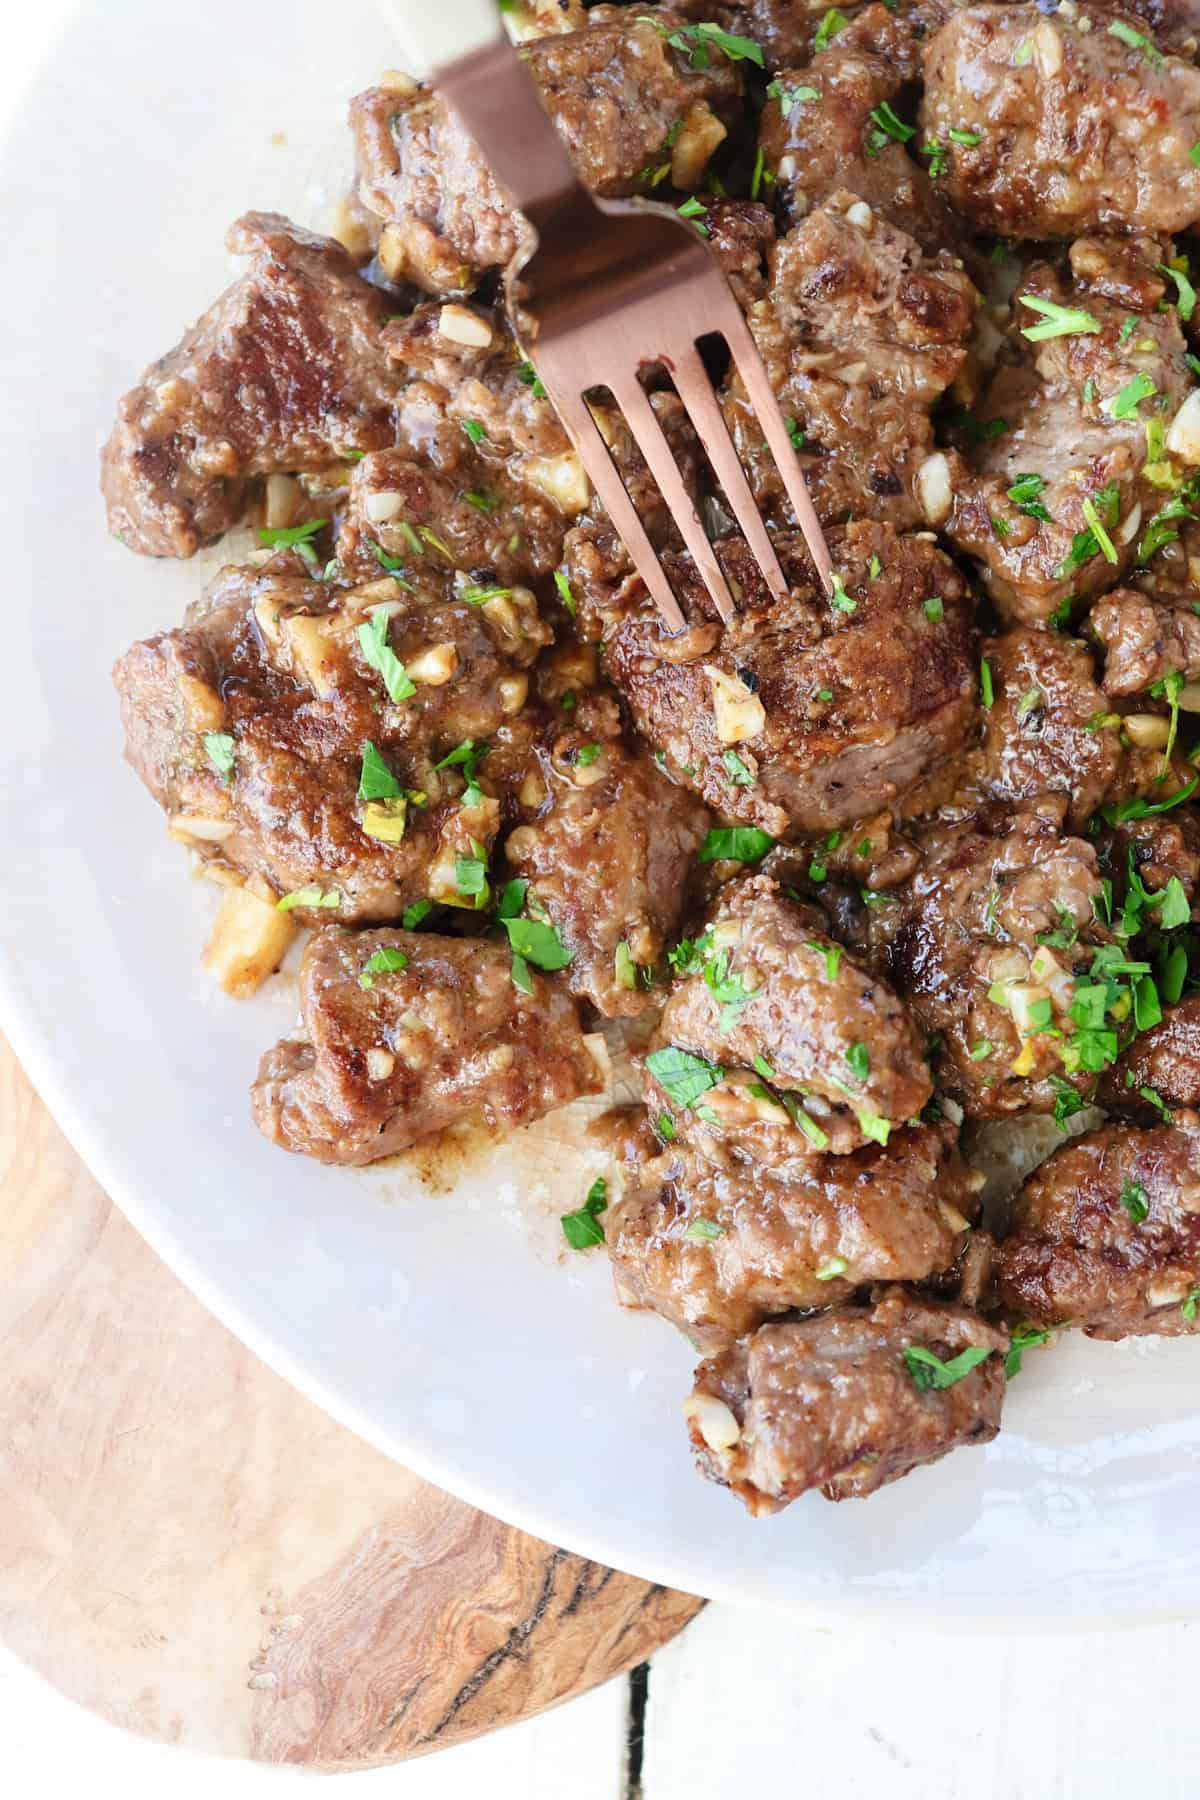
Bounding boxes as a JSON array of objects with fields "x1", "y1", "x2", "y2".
[{"x1": 0, "y1": 1035, "x2": 701, "y2": 1769}]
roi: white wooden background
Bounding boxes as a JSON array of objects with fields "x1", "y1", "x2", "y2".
[
  {"x1": 4, "y1": 1607, "x2": 1200, "y2": 1796},
  {"x1": 5, "y1": 8, "x2": 1199, "y2": 1794}
]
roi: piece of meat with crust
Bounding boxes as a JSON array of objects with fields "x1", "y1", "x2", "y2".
[
  {"x1": 957, "y1": 627, "x2": 1121, "y2": 829},
  {"x1": 350, "y1": 10, "x2": 742, "y2": 294},
  {"x1": 921, "y1": 4, "x2": 1200, "y2": 240},
  {"x1": 704, "y1": 197, "x2": 775, "y2": 311},
  {"x1": 102, "y1": 214, "x2": 402, "y2": 558},
  {"x1": 995, "y1": 1117, "x2": 1200, "y2": 1336},
  {"x1": 1091, "y1": 587, "x2": 1200, "y2": 694},
  {"x1": 502, "y1": 733, "x2": 710, "y2": 1018},
  {"x1": 940, "y1": 255, "x2": 1193, "y2": 626},
  {"x1": 761, "y1": 32, "x2": 962, "y2": 255},
  {"x1": 686, "y1": 1285, "x2": 1007, "y2": 1511},
  {"x1": 720, "y1": 194, "x2": 978, "y2": 533},
  {"x1": 871, "y1": 798, "x2": 1106, "y2": 1118},
  {"x1": 608, "y1": 1123, "x2": 978, "y2": 1347},
  {"x1": 251, "y1": 926, "x2": 603, "y2": 1165},
  {"x1": 648, "y1": 875, "x2": 932, "y2": 1148},
  {"x1": 113, "y1": 555, "x2": 548, "y2": 926},
  {"x1": 570, "y1": 520, "x2": 977, "y2": 835},
  {"x1": 1100, "y1": 996, "x2": 1200, "y2": 1111}
]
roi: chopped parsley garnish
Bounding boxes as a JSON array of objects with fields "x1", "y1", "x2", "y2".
[
  {"x1": 1100, "y1": 774, "x2": 1199, "y2": 823},
  {"x1": 815, "y1": 1257, "x2": 849, "y2": 1281},
  {"x1": 576, "y1": 743, "x2": 601, "y2": 767},
  {"x1": 1107, "y1": 18, "x2": 1162, "y2": 62},
  {"x1": 1118, "y1": 315, "x2": 1138, "y2": 347},
  {"x1": 677, "y1": 195, "x2": 710, "y2": 234},
  {"x1": 645, "y1": 1046, "x2": 725, "y2": 1110},
  {"x1": 785, "y1": 415, "x2": 805, "y2": 452},
  {"x1": 204, "y1": 731, "x2": 235, "y2": 784},
  {"x1": 561, "y1": 1178, "x2": 608, "y2": 1250},
  {"x1": 924, "y1": 596, "x2": 944, "y2": 622},
  {"x1": 501, "y1": 914, "x2": 573, "y2": 971},
  {"x1": 460, "y1": 418, "x2": 486, "y2": 446},
  {"x1": 454, "y1": 843, "x2": 490, "y2": 905},
  {"x1": 1182, "y1": 1286, "x2": 1200, "y2": 1322},
  {"x1": 359, "y1": 946, "x2": 408, "y2": 991},
  {"x1": 750, "y1": 146, "x2": 774, "y2": 201},
  {"x1": 1050, "y1": 1073, "x2": 1085, "y2": 1129},
  {"x1": 980, "y1": 657, "x2": 994, "y2": 708},
  {"x1": 1005, "y1": 1326, "x2": 1050, "y2": 1378},
  {"x1": 1141, "y1": 1084, "x2": 1173, "y2": 1121},
  {"x1": 846, "y1": 1041, "x2": 869, "y2": 1083},
  {"x1": 357, "y1": 606, "x2": 416, "y2": 704},
  {"x1": 1138, "y1": 476, "x2": 1200, "y2": 563},
  {"x1": 830, "y1": 572, "x2": 857, "y2": 613},
  {"x1": 638, "y1": 15, "x2": 764, "y2": 67},
  {"x1": 358, "y1": 740, "x2": 402, "y2": 802},
  {"x1": 1007, "y1": 471, "x2": 1051, "y2": 522},
  {"x1": 258, "y1": 516, "x2": 327, "y2": 567},
  {"x1": 766, "y1": 80, "x2": 819, "y2": 117},
  {"x1": 1018, "y1": 295, "x2": 1102, "y2": 342},
  {"x1": 434, "y1": 737, "x2": 489, "y2": 800},
  {"x1": 1119, "y1": 1179, "x2": 1149, "y2": 1223},
  {"x1": 1037, "y1": 907, "x2": 1079, "y2": 951},
  {"x1": 904, "y1": 1344, "x2": 993, "y2": 1391},
  {"x1": 722, "y1": 749, "x2": 755, "y2": 787},
  {"x1": 1016, "y1": 687, "x2": 1043, "y2": 719},
  {"x1": 814, "y1": 6, "x2": 849, "y2": 51},
  {"x1": 497, "y1": 878, "x2": 527, "y2": 921},
  {"x1": 402, "y1": 898, "x2": 432, "y2": 930},
  {"x1": 370, "y1": 542, "x2": 413, "y2": 588},
  {"x1": 1158, "y1": 261, "x2": 1197, "y2": 323},
  {"x1": 699, "y1": 826, "x2": 775, "y2": 864},
  {"x1": 553, "y1": 569, "x2": 577, "y2": 616},
  {"x1": 1104, "y1": 370, "x2": 1157, "y2": 420},
  {"x1": 946, "y1": 407, "x2": 1008, "y2": 443},
  {"x1": 970, "y1": 1040, "x2": 994, "y2": 1061},
  {"x1": 1055, "y1": 482, "x2": 1120, "y2": 579},
  {"x1": 463, "y1": 490, "x2": 496, "y2": 513},
  {"x1": 868, "y1": 554, "x2": 882, "y2": 579},
  {"x1": 686, "y1": 1217, "x2": 726, "y2": 1243},
  {"x1": 517, "y1": 359, "x2": 547, "y2": 399},
  {"x1": 808, "y1": 941, "x2": 842, "y2": 981},
  {"x1": 866, "y1": 100, "x2": 915, "y2": 156},
  {"x1": 702, "y1": 947, "x2": 758, "y2": 1033},
  {"x1": 276, "y1": 885, "x2": 340, "y2": 912},
  {"x1": 456, "y1": 583, "x2": 512, "y2": 606},
  {"x1": 948, "y1": 127, "x2": 981, "y2": 146},
  {"x1": 657, "y1": 1112, "x2": 676, "y2": 1143},
  {"x1": 991, "y1": 514, "x2": 1010, "y2": 541},
  {"x1": 921, "y1": 138, "x2": 947, "y2": 178}
]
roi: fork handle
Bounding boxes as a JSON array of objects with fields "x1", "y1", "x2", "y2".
[{"x1": 390, "y1": 0, "x2": 591, "y2": 234}]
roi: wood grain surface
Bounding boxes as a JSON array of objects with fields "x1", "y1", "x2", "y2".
[{"x1": 0, "y1": 1035, "x2": 701, "y2": 1768}]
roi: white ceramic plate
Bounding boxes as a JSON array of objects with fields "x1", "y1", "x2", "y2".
[{"x1": 3, "y1": 0, "x2": 1199, "y2": 1627}]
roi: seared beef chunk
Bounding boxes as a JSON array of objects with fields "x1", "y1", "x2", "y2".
[
  {"x1": 921, "y1": 4, "x2": 1200, "y2": 239},
  {"x1": 871, "y1": 798, "x2": 1105, "y2": 1118},
  {"x1": 1092, "y1": 588, "x2": 1200, "y2": 696},
  {"x1": 102, "y1": 214, "x2": 401, "y2": 558},
  {"x1": 1101, "y1": 996, "x2": 1200, "y2": 1111},
  {"x1": 704, "y1": 197, "x2": 775, "y2": 311},
  {"x1": 609, "y1": 1123, "x2": 977, "y2": 1345},
  {"x1": 113, "y1": 555, "x2": 548, "y2": 925},
  {"x1": 761, "y1": 28, "x2": 960, "y2": 254},
  {"x1": 941, "y1": 255, "x2": 1193, "y2": 626},
  {"x1": 996, "y1": 1117, "x2": 1200, "y2": 1337},
  {"x1": 686, "y1": 1285, "x2": 1007, "y2": 1511},
  {"x1": 570, "y1": 520, "x2": 977, "y2": 834},
  {"x1": 720, "y1": 194, "x2": 977, "y2": 533},
  {"x1": 958, "y1": 627, "x2": 1120, "y2": 829},
  {"x1": 503, "y1": 733, "x2": 710, "y2": 1018},
  {"x1": 252, "y1": 927, "x2": 602, "y2": 1165},
  {"x1": 648, "y1": 876, "x2": 932, "y2": 1150},
  {"x1": 350, "y1": 9, "x2": 742, "y2": 294}
]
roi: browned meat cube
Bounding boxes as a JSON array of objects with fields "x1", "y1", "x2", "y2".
[
  {"x1": 608, "y1": 1124, "x2": 977, "y2": 1346},
  {"x1": 720, "y1": 194, "x2": 977, "y2": 534},
  {"x1": 1091, "y1": 588, "x2": 1200, "y2": 696},
  {"x1": 502, "y1": 734, "x2": 710, "y2": 1019},
  {"x1": 251, "y1": 927, "x2": 603, "y2": 1165},
  {"x1": 102, "y1": 214, "x2": 401, "y2": 558},
  {"x1": 113, "y1": 555, "x2": 548, "y2": 925},
  {"x1": 761, "y1": 31, "x2": 961, "y2": 254},
  {"x1": 686, "y1": 1286, "x2": 1007, "y2": 1511},
  {"x1": 957, "y1": 627, "x2": 1121, "y2": 830},
  {"x1": 647, "y1": 875, "x2": 932, "y2": 1151},
  {"x1": 941, "y1": 255, "x2": 1194, "y2": 627},
  {"x1": 350, "y1": 9, "x2": 743, "y2": 294},
  {"x1": 921, "y1": 5, "x2": 1200, "y2": 240},
  {"x1": 995, "y1": 1118, "x2": 1200, "y2": 1337},
  {"x1": 870, "y1": 798, "x2": 1106, "y2": 1119},
  {"x1": 1100, "y1": 996, "x2": 1200, "y2": 1112},
  {"x1": 570, "y1": 520, "x2": 977, "y2": 835}
]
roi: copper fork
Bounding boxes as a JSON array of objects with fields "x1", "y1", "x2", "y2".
[{"x1": 382, "y1": 1, "x2": 833, "y2": 633}]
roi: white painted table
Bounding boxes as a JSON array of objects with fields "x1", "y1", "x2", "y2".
[{"x1": 4, "y1": 11, "x2": 1197, "y2": 1796}]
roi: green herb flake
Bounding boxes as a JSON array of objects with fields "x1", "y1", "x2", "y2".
[
  {"x1": 807, "y1": 941, "x2": 842, "y2": 981},
  {"x1": 980, "y1": 657, "x2": 995, "y2": 709},
  {"x1": 766, "y1": 80, "x2": 820, "y2": 117},
  {"x1": 402, "y1": 898, "x2": 433, "y2": 930},
  {"x1": 904, "y1": 1343, "x2": 994, "y2": 1392},
  {"x1": 722, "y1": 749, "x2": 756, "y2": 787},
  {"x1": 358, "y1": 740, "x2": 403, "y2": 802},
  {"x1": 1104, "y1": 370, "x2": 1157, "y2": 420},
  {"x1": 638, "y1": 14, "x2": 764, "y2": 67},
  {"x1": 460, "y1": 418, "x2": 486, "y2": 446},
  {"x1": 1158, "y1": 260, "x2": 1197, "y2": 323},
  {"x1": 276, "y1": 885, "x2": 340, "y2": 913},
  {"x1": 204, "y1": 731, "x2": 235, "y2": 784},
  {"x1": 1018, "y1": 295, "x2": 1102, "y2": 342},
  {"x1": 357, "y1": 606, "x2": 416, "y2": 704},
  {"x1": 454, "y1": 846, "x2": 490, "y2": 905},
  {"x1": 1182, "y1": 1285, "x2": 1200, "y2": 1321},
  {"x1": 830, "y1": 572, "x2": 858, "y2": 613},
  {"x1": 846, "y1": 1040, "x2": 870, "y2": 1084},
  {"x1": 359, "y1": 945, "x2": 409, "y2": 991},
  {"x1": 517, "y1": 359, "x2": 547, "y2": 399},
  {"x1": 948, "y1": 127, "x2": 981, "y2": 146},
  {"x1": 560, "y1": 1177, "x2": 608, "y2": 1250},
  {"x1": 815, "y1": 1257, "x2": 849, "y2": 1281},
  {"x1": 257, "y1": 516, "x2": 328, "y2": 567},
  {"x1": 553, "y1": 569, "x2": 577, "y2": 616},
  {"x1": 699, "y1": 826, "x2": 775, "y2": 864},
  {"x1": 924, "y1": 596, "x2": 945, "y2": 622},
  {"x1": 1107, "y1": 18, "x2": 1163, "y2": 62},
  {"x1": 686, "y1": 1217, "x2": 726, "y2": 1243},
  {"x1": 1005, "y1": 1325, "x2": 1051, "y2": 1378},
  {"x1": 866, "y1": 100, "x2": 915, "y2": 152},
  {"x1": 501, "y1": 915, "x2": 573, "y2": 971},
  {"x1": 813, "y1": 6, "x2": 849, "y2": 51},
  {"x1": 645, "y1": 1045, "x2": 725, "y2": 1110}
]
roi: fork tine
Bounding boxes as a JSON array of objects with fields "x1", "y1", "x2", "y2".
[
  {"x1": 610, "y1": 376, "x2": 737, "y2": 625},
  {"x1": 546, "y1": 384, "x2": 687, "y2": 634},
  {"x1": 670, "y1": 345, "x2": 789, "y2": 605},
  {"x1": 720, "y1": 306, "x2": 836, "y2": 597}
]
